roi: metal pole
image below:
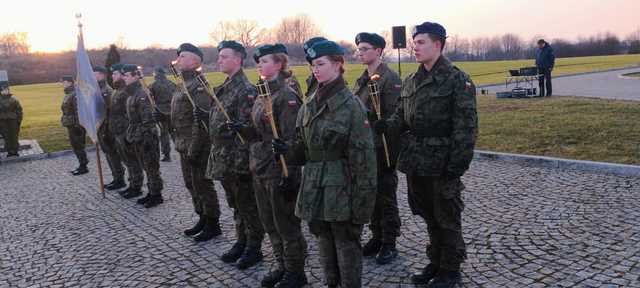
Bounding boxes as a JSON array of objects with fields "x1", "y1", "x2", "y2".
[{"x1": 397, "y1": 48, "x2": 402, "y2": 78}]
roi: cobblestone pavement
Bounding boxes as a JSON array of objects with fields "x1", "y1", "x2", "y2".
[{"x1": 1, "y1": 151, "x2": 639, "y2": 287}]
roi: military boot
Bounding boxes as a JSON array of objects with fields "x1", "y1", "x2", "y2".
[
  {"x1": 362, "y1": 238, "x2": 382, "y2": 257},
  {"x1": 411, "y1": 263, "x2": 439, "y2": 285},
  {"x1": 184, "y1": 216, "x2": 205, "y2": 236},
  {"x1": 71, "y1": 164, "x2": 89, "y2": 176},
  {"x1": 122, "y1": 187, "x2": 142, "y2": 199},
  {"x1": 376, "y1": 243, "x2": 399, "y2": 265},
  {"x1": 261, "y1": 267, "x2": 284, "y2": 288},
  {"x1": 143, "y1": 194, "x2": 164, "y2": 208},
  {"x1": 427, "y1": 270, "x2": 461, "y2": 288},
  {"x1": 221, "y1": 242, "x2": 246, "y2": 263},
  {"x1": 136, "y1": 193, "x2": 152, "y2": 205},
  {"x1": 161, "y1": 154, "x2": 171, "y2": 162},
  {"x1": 236, "y1": 246, "x2": 263, "y2": 270},
  {"x1": 105, "y1": 179, "x2": 126, "y2": 190},
  {"x1": 194, "y1": 218, "x2": 222, "y2": 242},
  {"x1": 273, "y1": 271, "x2": 307, "y2": 288}
]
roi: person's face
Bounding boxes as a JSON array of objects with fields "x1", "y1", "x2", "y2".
[
  {"x1": 122, "y1": 72, "x2": 138, "y2": 85},
  {"x1": 94, "y1": 72, "x2": 106, "y2": 82},
  {"x1": 257, "y1": 55, "x2": 282, "y2": 80},
  {"x1": 413, "y1": 33, "x2": 441, "y2": 64},
  {"x1": 355, "y1": 42, "x2": 380, "y2": 65},
  {"x1": 62, "y1": 80, "x2": 73, "y2": 89},
  {"x1": 311, "y1": 56, "x2": 341, "y2": 84},
  {"x1": 175, "y1": 52, "x2": 200, "y2": 72},
  {"x1": 537, "y1": 42, "x2": 545, "y2": 49},
  {"x1": 217, "y1": 48, "x2": 241, "y2": 75},
  {"x1": 1, "y1": 88, "x2": 10, "y2": 96},
  {"x1": 112, "y1": 72, "x2": 123, "y2": 83}
]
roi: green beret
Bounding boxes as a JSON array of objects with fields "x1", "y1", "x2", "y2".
[
  {"x1": 93, "y1": 66, "x2": 108, "y2": 74},
  {"x1": 61, "y1": 75, "x2": 74, "y2": 82},
  {"x1": 412, "y1": 22, "x2": 447, "y2": 39},
  {"x1": 0, "y1": 81, "x2": 9, "y2": 90},
  {"x1": 253, "y1": 43, "x2": 287, "y2": 63},
  {"x1": 355, "y1": 32, "x2": 386, "y2": 49},
  {"x1": 177, "y1": 43, "x2": 203, "y2": 61},
  {"x1": 217, "y1": 40, "x2": 247, "y2": 59},
  {"x1": 305, "y1": 40, "x2": 345, "y2": 63},
  {"x1": 303, "y1": 37, "x2": 327, "y2": 53},
  {"x1": 120, "y1": 64, "x2": 139, "y2": 74},
  {"x1": 154, "y1": 67, "x2": 166, "y2": 75},
  {"x1": 110, "y1": 63, "x2": 124, "y2": 73}
]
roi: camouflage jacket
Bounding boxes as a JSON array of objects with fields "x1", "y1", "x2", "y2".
[
  {"x1": 108, "y1": 82, "x2": 129, "y2": 136},
  {"x1": 0, "y1": 94, "x2": 23, "y2": 122},
  {"x1": 125, "y1": 81, "x2": 157, "y2": 143},
  {"x1": 170, "y1": 70, "x2": 211, "y2": 155},
  {"x1": 206, "y1": 69, "x2": 257, "y2": 179},
  {"x1": 288, "y1": 76, "x2": 377, "y2": 224},
  {"x1": 304, "y1": 74, "x2": 319, "y2": 101},
  {"x1": 386, "y1": 56, "x2": 477, "y2": 177},
  {"x1": 249, "y1": 74, "x2": 301, "y2": 180},
  {"x1": 150, "y1": 75, "x2": 177, "y2": 115},
  {"x1": 61, "y1": 87, "x2": 79, "y2": 127},
  {"x1": 351, "y1": 62, "x2": 402, "y2": 168},
  {"x1": 97, "y1": 81, "x2": 114, "y2": 134},
  {"x1": 282, "y1": 71, "x2": 303, "y2": 102}
]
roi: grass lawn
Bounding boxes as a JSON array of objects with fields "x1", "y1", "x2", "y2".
[{"x1": 8, "y1": 54, "x2": 640, "y2": 164}]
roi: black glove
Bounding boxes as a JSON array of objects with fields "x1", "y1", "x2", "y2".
[
  {"x1": 152, "y1": 110, "x2": 165, "y2": 122},
  {"x1": 372, "y1": 119, "x2": 387, "y2": 134},
  {"x1": 225, "y1": 120, "x2": 246, "y2": 133},
  {"x1": 193, "y1": 109, "x2": 209, "y2": 123},
  {"x1": 272, "y1": 138, "x2": 289, "y2": 155}
]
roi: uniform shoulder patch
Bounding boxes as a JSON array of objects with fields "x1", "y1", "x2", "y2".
[
  {"x1": 364, "y1": 120, "x2": 370, "y2": 128},
  {"x1": 288, "y1": 100, "x2": 297, "y2": 107}
]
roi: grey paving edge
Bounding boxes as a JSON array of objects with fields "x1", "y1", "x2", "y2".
[
  {"x1": 0, "y1": 146, "x2": 96, "y2": 166},
  {"x1": 476, "y1": 65, "x2": 640, "y2": 88},
  {"x1": 475, "y1": 150, "x2": 640, "y2": 177}
]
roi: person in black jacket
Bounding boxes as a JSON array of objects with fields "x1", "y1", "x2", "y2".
[{"x1": 535, "y1": 39, "x2": 555, "y2": 97}]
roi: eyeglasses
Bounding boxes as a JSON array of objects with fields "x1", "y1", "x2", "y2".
[{"x1": 356, "y1": 47, "x2": 374, "y2": 53}]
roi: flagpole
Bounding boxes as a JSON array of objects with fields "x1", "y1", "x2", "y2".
[{"x1": 76, "y1": 13, "x2": 105, "y2": 197}]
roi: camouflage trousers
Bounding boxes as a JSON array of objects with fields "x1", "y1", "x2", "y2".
[
  {"x1": 368, "y1": 169, "x2": 401, "y2": 244},
  {"x1": 132, "y1": 132, "x2": 163, "y2": 195},
  {"x1": 158, "y1": 120, "x2": 172, "y2": 157},
  {"x1": 0, "y1": 119, "x2": 19, "y2": 155},
  {"x1": 98, "y1": 127, "x2": 124, "y2": 182},
  {"x1": 115, "y1": 134, "x2": 144, "y2": 189},
  {"x1": 407, "y1": 175, "x2": 466, "y2": 271},
  {"x1": 66, "y1": 125, "x2": 88, "y2": 166},
  {"x1": 179, "y1": 152, "x2": 220, "y2": 220},
  {"x1": 221, "y1": 173, "x2": 264, "y2": 248},
  {"x1": 309, "y1": 221, "x2": 363, "y2": 287},
  {"x1": 254, "y1": 177, "x2": 306, "y2": 274}
]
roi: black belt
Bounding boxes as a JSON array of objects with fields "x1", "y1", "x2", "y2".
[{"x1": 409, "y1": 129, "x2": 450, "y2": 138}]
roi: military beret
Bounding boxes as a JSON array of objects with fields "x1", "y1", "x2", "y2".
[
  {"x1": 61, "y1": 75, "x2": 74, "y2": 82},
  {"x1": 110, "y1": 63, "x2": 124, "y2": 73},
  {"x1": 305, "y1": 40, "x2": 345, "y2": 63},
  {"x1": 154, "y1": 66, "x2": 166, "y2": 75},
  {"x1": 177, "y1": 43, "x2": 204, "y2": 61},
  {"x1": 303, "y1": 37, "x2": 327, "y2": 53},
  {"x1": 217, "y1": 40, "x2": 247, "y2": 59},
  {"x1": 0, "y1": 81, "x2": 9, "y2": 90},
  {"x1": 355, "y1": 32, "x2": 386, "y2": 49},
  {"x1": 412, "y1": 22, "x2": 447, "y2": 39},
  {"x1": 253, "y1": 43, "x2": 288, "y2": 63},
  {"x1": 93, "y1": 66, "x2": 108, "y2": 74},
  {"x1": 120, "y1": 64, "x2": 139, "y2": 74}
]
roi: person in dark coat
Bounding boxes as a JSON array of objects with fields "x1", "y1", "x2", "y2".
[{"x1": 535, "y1": 39, "x2": 555, "y2": 97}]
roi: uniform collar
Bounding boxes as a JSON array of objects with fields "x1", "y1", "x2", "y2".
[{"x1": 316, "y1": 75, "x2": 348, "y2": 112}]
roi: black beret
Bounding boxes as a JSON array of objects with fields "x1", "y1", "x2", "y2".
[
  {"x1": 120, "y1": 64, "x2": 139, "y2": 74},
  {"x1": 217, "y1": 40, "x2": 247, "y2": 59},
  {"x1": 303, "y1": 37, "x2": 327, "y2": 53},
  {"x1": 412, "y1": 22, "x2": 447, "y2": 39},
  {"x1": 355, "y1": 32, "x2": 386, "y2": 49},
  {"x1": 177, "y1": 43, "x2": 204, "y2": 61},
  {"x1": 110, "y1": 63, "x2": 123, "y2": 73},
  {"x1": 305, "y1": 40, "x2": 345, "y2": 63},
  {"x1": 93, "y1": 66, "x2": 108, "y2": 74},
  {"x1": 61, "y1": 75, "x2": 74, "y2": 82},
  {"x1": 154, "y1": 67, "x2": 166, "y2": 75},
  {"x1": 0, "y1": 81, "x2": 9, "y2": 90},
  {"x1": 253, "y1": 43, "x2": 288, "y2": 63}
]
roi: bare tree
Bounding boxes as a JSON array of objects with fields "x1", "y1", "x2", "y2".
[
  {"x1": 0, "y1": 32, "x2": 30, "y2": 56},
  {"x1": 626, "y1": 27, "x2": 640, "y2": 54},
  {"x1": 272, "y1": 14, "x2": 322, "y2": 46},
  {"x1": 209, "y1": 19, "x2": 265, "y2": 49},
  {"x1": 500, "y1": 33, "x2": 523, "y2": 59}
]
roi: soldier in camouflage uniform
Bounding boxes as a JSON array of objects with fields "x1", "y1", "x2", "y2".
[
  {"x1": 273, "y1": 40, "x2": 378, "y2": 288},
  {"x1": 159, "y1": 43, "x2": 221, "y2": 242},
  {"x1": 94, "y1": 66, "x2": 126, "y2": 190},
  {"x1": 351, "y1": 32, "x2": 403, "y2": 265},
  {"x1": 374, "y1": 22, "x2": 478, "y2": 288},
  {"x1": 250, "y1": 44, "x2": 307, "y2": 288},
  {"x1": 198, "y1": 40, "x2": 264, "y2": 269},
  {"x1": 302, "y1": 37, "x2": 327, "y2": 100},
  {"x1": 109, "y1": 64, "x2": 144, "y2": 195},
  {"x1": 60, "y1": 76, "x2": 89, "y2": 175},
  {"x1": 0, "y1": 82, "x2": 22, "y2": 157},
  {"x1": 149, "y1": 67, "x2": 176, "y2": 162},
  {"x1": 121, "y1": 64, "x2": 164, "y2": 208}
]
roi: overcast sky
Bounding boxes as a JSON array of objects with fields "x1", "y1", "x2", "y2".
[{"x1": 2, "y1": 0, "x2": 639, "y2": 52}]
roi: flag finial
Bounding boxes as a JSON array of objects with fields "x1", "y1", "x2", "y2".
[{"x1": 75, "y1": 13, "x2": 83, "y2": 29}]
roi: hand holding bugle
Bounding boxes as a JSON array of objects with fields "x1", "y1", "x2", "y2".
[
  {"x1": 257, "y1": 77, "x2": 289, "y2": 177},
  {"x1": 368, "y1": 74, "x2": 391, "y2": 167}
]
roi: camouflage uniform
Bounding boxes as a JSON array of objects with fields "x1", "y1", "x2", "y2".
[
  {"x1": 385, "y1": 56, "x2": 477, "y2": 272},
  {"x1": 351, "y1": 62, "x2": 402, "y2": 246},
  {"x1": 110, "y1": 82, "x2": 143, "y2": 190},
  {"x1": 250, "y1": 74, "x2": 306, "y2": 275},
  {"x1": 0, "y1": 93, "x2": 22, "y2": 156},
  {"x1": 171, "y1": 70, "x2": 220, "y2": 225},
  {"x1": 149, "y1": 74, "x2": 177, "y2": 158},
  {"x1": 97, "y1": 81, "x2": 125, "y2": 183},
  {"x1": 206, "y1": 69, "x2": 264, "y2": 249},
  {"x1": 304, "y1": 74, "x2": 319, "y2": 101},
  {"x1": 61, "y1": 86, "x2": 88, "y2": 167},
  {"x1": 287, "y1": 76, "x2": 377, "y2": 287},
  {"x1": 281, "y1": 71, "x2": 303, "y2": 102},
  {"x1": 125, "y1": 81, "x2": 163, "y2": 195}
]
